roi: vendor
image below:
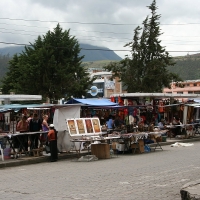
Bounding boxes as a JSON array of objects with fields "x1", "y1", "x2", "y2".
[
  {"x1": 106, "y1": 115, "x2": 114, "y2": 129},
  {"x1": 47, "y1": 124, "x2": 58, "y2": 162},
  {"x1": 158, "y1": 119, "x2": 165, "y2": 130},
  {"x1": 113, "y1": 115, "x2": 124, "y2": 129}
]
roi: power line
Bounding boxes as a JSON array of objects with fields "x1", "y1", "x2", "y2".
[
  {"x1": 1, "y1": 21, "x2": 200, "y2": 39},
  {"x1": 0, "y1": 17, "x2": 138, "y2": 26},
  {"x1": 1, "y1": 29, "x2": 200, "y2": 44},
  {"x1": 1, "y1": 17, "x2": 200, "y2": 26},
  {"x1": 1, "y1": 41, "x2": 200, "y2": 53}
]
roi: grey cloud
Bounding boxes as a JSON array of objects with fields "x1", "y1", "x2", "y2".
[{"x1": 0, "y1": 0, "x2": 200, "y2": 58}]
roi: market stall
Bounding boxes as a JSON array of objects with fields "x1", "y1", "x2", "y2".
[
  {"x1": 54, "y1": 99, "x2": 119, "y2": 157},
  {"x1": 0, "y1": 103, "x2": 53, "y2": 158}
]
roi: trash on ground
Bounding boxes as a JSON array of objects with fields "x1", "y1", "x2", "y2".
[{"x1": 171, "y1": 142, "x2": 194, "y2": 147}]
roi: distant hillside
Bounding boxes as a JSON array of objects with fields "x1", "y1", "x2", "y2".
[
  {"x1": 80, "y1": 44, "x2": 121, "y2": 61},
  {"x1": 0, "y1": 43, "x2": 122, "y2": 62},
  {"x1": 1, "y1": 48, "x2": 200, "y2": 85},
  {"x1": 81, "y1": 60, "x2": 116, "y2": 69},
  {"x1": 169, "y1": 53, "x2": 200, "y2": 80}
]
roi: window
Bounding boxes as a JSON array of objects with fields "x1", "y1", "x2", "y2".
[
  {"x1": 177, "y1": 92, "x2": 183, "y2": 94},
  {"x1": 188, "y1": 91, "x2": 193, "y2": 94},
  {"x1": 194, "y1": 83, "x2": 197, "y2": 86},
  {"x1": 194, "y1": 91, "x2": 200, "y2": 94}
]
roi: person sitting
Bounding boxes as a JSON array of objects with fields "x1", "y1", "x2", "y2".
[
  {"x1": 106, "y1": 115, "x2": 114, "y2": 129},
  {"x1": 158, "y1": 119, "x2": 165, "y2": 130},
  {"x1": 113, "y1": 115, "x2": 124, "y2": 129},
  {"x1": 164, "y1": 117, "x2": 170, "y2": 125}
]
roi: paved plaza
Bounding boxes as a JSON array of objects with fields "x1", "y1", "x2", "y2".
[{"x1": 0, "y1": 141, "x2": 200, "y2": 200}]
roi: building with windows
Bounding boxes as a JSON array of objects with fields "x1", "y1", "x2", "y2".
[
  {"x1": 86, "y1": 70, "x2": 124, "y2": 98},
  {"x1": 163, "y1": 80, "x2": 200, "y2": 95}
]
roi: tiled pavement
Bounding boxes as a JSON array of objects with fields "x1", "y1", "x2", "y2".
[{"x1": 0, "y1": 137, "x2": 200, "y2": 199}]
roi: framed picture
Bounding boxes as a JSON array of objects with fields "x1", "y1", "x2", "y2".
[
  {"x1": 67, "y1": 119, "x2": 77, "y2": 135},
  {"x1": 76, "y1": 119, "x2": 86, "y2": 134},
  {"x1": 92, "y1": 118, "x2": 101, "y2": 133},
  {"x1": 85, "y1": 119, "x2": 94, "y2": 133}
]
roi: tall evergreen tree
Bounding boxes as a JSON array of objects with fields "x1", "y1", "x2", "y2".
[
  {"x1": 104, "y1": 0, "x2": 181, "y2": 92},
  {"x1": 2, "y1": 24, "x2": 94, "y2": 101},
  {"x1": 0, "y1": 54, "x2": 11, "y2": 85}
]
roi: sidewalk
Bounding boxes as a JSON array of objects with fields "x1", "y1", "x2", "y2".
[{"x1": 0, "y1": 136, "x2": 200, "y2": 169}]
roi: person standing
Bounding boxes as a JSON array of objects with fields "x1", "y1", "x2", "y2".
[
  {"x1": 27, "y1": 113, "x2": 33, "y2": 123},
  {"x1": 47, "y1": 124, "x2": 58, "y2": 162},
  {"x1": 29, "y1": 113, "x2": 42, "y2": 149},
  {"x1": 16, "y1": 115, "x2": 29, "y2": 152},
  {"x1": 40, "y1": 115, "x2": 49, "y2": 144}
]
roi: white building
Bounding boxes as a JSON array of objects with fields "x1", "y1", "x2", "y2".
[{"x1": 87, "y1": 70, "x2": 123, "y2": 98}]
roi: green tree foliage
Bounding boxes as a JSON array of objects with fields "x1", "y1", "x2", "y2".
[
  {"x1": 0, "y1": 54, "x2": 11, "y2": 85},
  {"x1": 1, "y1": 24, "x2": 94, "y2": 101},
  {"x1": 104, "y1": 0, "x2": 182, "y2": 92}
]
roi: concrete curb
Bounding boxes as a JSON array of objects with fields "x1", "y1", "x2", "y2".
[
  {"x1": 0, "y1": 152, "x2": 88, "y2": 169},
  {"x1": 180, "y1": 180, "x2": 200, "y2": 200},
  {"x1": 0, "y1": 138, "x2": 200, "y2": 169}
]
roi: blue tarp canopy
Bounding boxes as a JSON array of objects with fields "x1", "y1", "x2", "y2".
[{"x1": 66, "y1": 98, "x2": 118, "y2": 106}]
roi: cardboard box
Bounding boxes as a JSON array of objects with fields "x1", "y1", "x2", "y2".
[{"x1": 131, "y1": 141, "x2": 144, "y2": 153}]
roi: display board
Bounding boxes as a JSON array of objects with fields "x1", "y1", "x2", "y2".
[
  {"x1": 66, "y1": 118, "x2": 101, "y2": 136},
  {"x1": 67, "y1": 119, "x2": 77, "y2": 134}
]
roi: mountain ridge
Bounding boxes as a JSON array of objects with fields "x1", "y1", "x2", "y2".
[
  {"x1": 1, "y1": 44, "x2": 200, "y2": 83},
  {"x1": 0, "y1": 43, "x2": 122, "y2": 62}
]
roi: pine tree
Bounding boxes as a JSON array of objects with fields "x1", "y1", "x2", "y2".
[
  {"x1": 104, "y1": 0, "x2": 181, "y2": 92},
  {"x1": 2, "y1": 24, "x2": 94, "y2": 101}
]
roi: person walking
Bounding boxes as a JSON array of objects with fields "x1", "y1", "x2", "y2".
[{"x1": 47, "y1": 124, "x2": 58, "y2": 162}]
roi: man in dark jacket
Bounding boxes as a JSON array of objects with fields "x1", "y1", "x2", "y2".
[{"x1": 29, "y1": 113, "x2": 42, "y2": 149}]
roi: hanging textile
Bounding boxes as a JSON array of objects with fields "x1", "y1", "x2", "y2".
[
  {"x1": 128, "y1": 99, "x2": 133, "y2": 106},
  {"x1": 110, "y1": 96, "x2": 115, "y2": 102},
  {"x1": 118, "y1": 96, "x2": 124, "y2": 106},
  {"x1": 124, "y1": 99, "x2": 128, "y2": 106},
  {"x1": 158, "y1": 100, "x2": 164, "y2": 113}
]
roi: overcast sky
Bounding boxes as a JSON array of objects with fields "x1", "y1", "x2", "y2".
[{"x1": 0, "y1": 0, "x2": 200, "y2": 58}]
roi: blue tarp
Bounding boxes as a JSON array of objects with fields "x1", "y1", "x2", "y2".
[
  {"x1": 66, "y1": 98, "x2": 118, "y2": 106},
  {"x1": 0, "y1": 104, "x2": 53, "y2": 111}
]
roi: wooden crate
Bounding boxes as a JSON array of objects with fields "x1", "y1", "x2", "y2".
[{"x1": 91, "y1": 143, "x2": 110, "y2": 159}]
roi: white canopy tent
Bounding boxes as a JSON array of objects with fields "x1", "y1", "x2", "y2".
[{"x1": 53, "y1": 105, "x2": 81, "y2": 131}]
